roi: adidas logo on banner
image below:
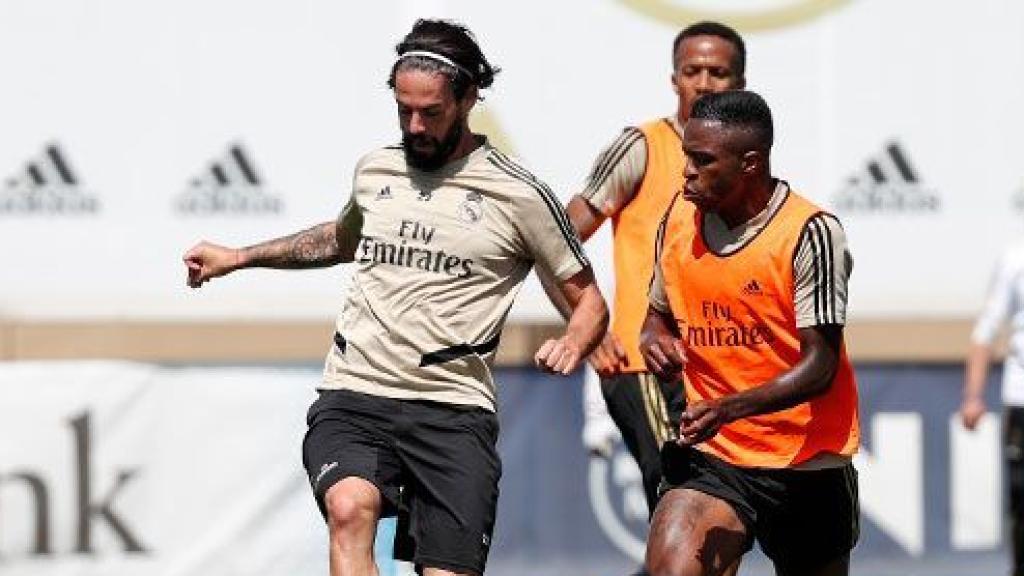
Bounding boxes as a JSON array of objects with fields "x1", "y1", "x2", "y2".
[
  {"x1": 0, "y1": 143, "x2": 99, "y2": 214},
  {"x1": 175, "y1": 142, "x2": 282, "y2": 215},
  {"x1": 833, "y1": 141, "x2": 940, "y2": 213}
]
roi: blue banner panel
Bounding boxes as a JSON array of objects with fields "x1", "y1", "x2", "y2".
[{"x1": 487, "y1": 365, "x2": 1010, "y2": 576}]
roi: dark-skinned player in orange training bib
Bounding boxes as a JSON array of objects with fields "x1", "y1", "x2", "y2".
[{"x1": 641, "y1": 90, "x2": 860, "y2": 576}]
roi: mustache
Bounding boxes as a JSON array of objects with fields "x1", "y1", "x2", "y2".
[{"x1": 404, "y1": 134, "x2": 439, "y2": 147}]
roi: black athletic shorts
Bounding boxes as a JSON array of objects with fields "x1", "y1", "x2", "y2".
[
  {"x1": 302, "y1": 388, "x2": 501, "y2": 574},
  {"x1": 601, "y1": 371, "x2": 684, "y2": 513},
  {"x1": 660, "y1": 442, "x2": 860, "y2": 573}
]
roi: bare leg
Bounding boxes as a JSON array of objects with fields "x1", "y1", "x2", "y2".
[
  {"x1": 645, "y1": 488, "x2": 748, "y2": 576},
  {"x1": 325, "y1": 477, "x2": 383, "y2": 576}
]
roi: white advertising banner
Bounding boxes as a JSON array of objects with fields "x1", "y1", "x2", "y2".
[
  {"x1": 1, "y1": 0, "x2": 1023, "y2": 321},
  {"x1": 0, "y1": 361, "x2": 327, "y2": 576},
  {"x1": 0, "y1": 362, "x2": 1011, "y2": 574}
]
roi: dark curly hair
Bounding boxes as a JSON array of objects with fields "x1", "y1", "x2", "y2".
[{"x1": 387, "y1": 19, "x2": 500, "y2": 100}]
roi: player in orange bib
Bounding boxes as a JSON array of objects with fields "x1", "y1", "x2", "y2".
[
  {"x1": 542, "y1": 22, "x2": 747, "y2": 519},
  {"x1": 641, "y1": 90, "x2": 860, "y2": 576}
]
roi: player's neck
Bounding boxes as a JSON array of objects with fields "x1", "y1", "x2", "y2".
[
  {"x1": 446, "y1": 126, "x2": 483, "y2": 164},
  {"x1": 676, "y1": 108, "x2": 688, "y2": 129},
  {"x1": 718, "y1": 177, "x2": 775, "y2": 229}
]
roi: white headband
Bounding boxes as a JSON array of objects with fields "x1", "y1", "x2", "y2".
[{"x1": 396, "y1": 50, "x2": 473, "y2": 79}]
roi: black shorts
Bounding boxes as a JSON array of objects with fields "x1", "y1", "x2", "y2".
[
  {"x1": 660, "y1": 442, "x2": 859, "y2": 573},
  {"x1": 302, "y1": 388, "x2": 501, "y2": 574},
  {"x1": 601, "y1": 371, "x2": 684, "y2": 513}
]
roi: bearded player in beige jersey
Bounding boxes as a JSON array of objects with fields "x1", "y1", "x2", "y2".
[{"x1": 182, "y1": 20, "x2": 607, "y2": 576}]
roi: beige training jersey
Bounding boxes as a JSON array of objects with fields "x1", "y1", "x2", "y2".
[{"x1": 322, "y1": 139, "x2": 588, "y2": 411}]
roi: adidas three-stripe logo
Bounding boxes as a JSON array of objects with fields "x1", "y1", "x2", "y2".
[
  {"x1": 582, "y1": 127, "x2": 644, "y2": 198},
  {"x1": 803, "y1": 214, "x2": 842, "y2": 325},
  {"x1": 833, "y1": 140, "x2": 939, "y2": 213},
  {"x1": 1, "y1": 143, "x2": 99, "y2": 214},
  {"x1": 175, "y1": 142, "x2": 282, "y2": 215},
  {"x1": 741, "y1": 279, "x2": 762, "y2": 296}
]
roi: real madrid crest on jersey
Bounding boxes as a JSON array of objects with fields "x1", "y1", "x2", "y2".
[{"x1": 459, "y1": 191, "x2": 484, "y2": 224}]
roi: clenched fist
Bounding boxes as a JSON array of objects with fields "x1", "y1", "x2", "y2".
[
  {"x1": 535, "y1": 335, "x2": 584, "y2": 376},
  {"x1": 588, "y1": 332, "x2": 628, "y2": 378},
  {"x1": 183, "y1": 241, "x2": 242, "y2": 288},
  {"x1": 640, "y1": 331, "x2": 686, "y2": 383}
]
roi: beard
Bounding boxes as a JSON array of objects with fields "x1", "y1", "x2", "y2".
[{"x1": 402, "y1": 119, "x2": 464, "y2": 171}]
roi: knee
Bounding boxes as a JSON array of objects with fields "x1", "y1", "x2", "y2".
[
  {"x1": 646, "y1": 542, "x2": 697, "y2": 576},
  {"x1": 324, "y1": 484, "x2": 377, "y2": 536}
]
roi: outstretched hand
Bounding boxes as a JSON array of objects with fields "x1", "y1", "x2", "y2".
[
  {"x1": 535, "y1": 335, "x2": 584, "y2": 376},
  {"x1": 183, "y1": 241, "x2": 241, "y2": 288}
]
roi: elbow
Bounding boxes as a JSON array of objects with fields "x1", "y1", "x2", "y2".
[{"x1": 805, "y1": 361, "x2": 839, "y2": 400}]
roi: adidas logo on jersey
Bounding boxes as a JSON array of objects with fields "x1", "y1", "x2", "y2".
[
  {"x1": 832, "y1": 141, "x2": 940, "y2": 213},
  {"x1": 741, "y1": 279, "x2": 763, "y2": 296},
  {"x1": 174, "y1": 142, "x2": 282, "y2": 215},
  {"x1": 376, "y1": 186, "x2": 393, "y2": 200},
  {"x1": 0, "y1": 143, "x2": 99, "y2": 214}
]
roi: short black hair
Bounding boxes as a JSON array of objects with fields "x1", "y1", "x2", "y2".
[
  {"x1": 672, "y1": 21, "x2": 746, "y2": 76},
  {"x1": 690, "y1": 90, "x2": 773, "y2": 150},
  {"x1": 387, "y1": 19, "x2": 500, "y2": 100}
]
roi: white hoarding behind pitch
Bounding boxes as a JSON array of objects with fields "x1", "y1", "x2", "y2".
[{"x1": 1, "y1": 0, "x2": 1022, "y2": 321}]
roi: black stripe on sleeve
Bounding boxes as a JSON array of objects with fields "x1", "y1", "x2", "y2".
[
  {"x1": 819, "y1": 217, "x2": 837, "y2": 321},
  {"x1": 813, "y1": 219, "x2": 832, "y2": 323},
  {"x1": 489, "y1": 151, "x2": 577, "y2": 244},
  {"x1": 804, "y1": 215, "x2": 838, "y2": 324},
  {"x1": 813, "y1": 219, "x2": 834, "y2": 323},
  {"x1": 486, "y1": 151, "x2": 589, "y2": 268},
  {"x1": 583, "y1": 128, "x2": 644, "y2": 198},
  {"x1": 648, "y1": 192, "x2": 682, "y2": 299},
  {"x1": 649, "y1": 211, "x2": 670, "y2": 298},
  {"x1": 582, "y1": 132, "x2": 625, "y2": 192},
  {"x1": 800, "y1": 220, "x2": 823, "y2": 323},
  {"x1": 652, "y1": 191, "x2": 683, "y2": 265}
]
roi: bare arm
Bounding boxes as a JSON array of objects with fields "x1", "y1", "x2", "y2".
[
  {"x1": 183, "y1": 204, "x2": 363, "y2": 287},
  {"x1": 539, "y1": 129, "x2": 645, "y2": 370},
  {"x1": 535, "y1": 266, "x2": 609, "y2": 375},
  {"x1": 677, "y1": 325, "x2": 842, "y2": 445},
  {"x1": 537, "y1": 196, "x2": 629, "y2": 376},
  {"x1": 242, "y1": 221, "x2": 345, "y2": 269},
  {"x1": 537, "y1": 196, "x2": 608, "y2": 318},
  {"x1": 961, "y1": 343, "x2": 992, "y2": 430}
]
